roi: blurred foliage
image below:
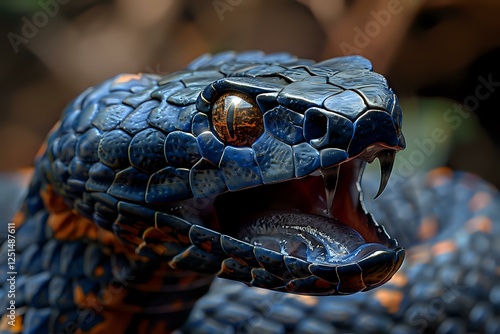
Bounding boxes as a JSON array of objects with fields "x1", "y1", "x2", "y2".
[
  {"x1": 366, "y1": 97, "x2": 454, "y2": 177},
  {"x1": 0, "y1": 1, "x2": 41, "y2": 14},
  {"x1": 0, "y1": 0, "x2": 109, "y2": 20},
  {"x1": 396, "y1": 97, "x2": 466, "y2": 171}
]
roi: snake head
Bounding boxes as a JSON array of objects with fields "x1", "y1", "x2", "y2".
[
  {"x1": 45, "y1": 51, "x2": 405, "y2": 296},
  {"x1": 152, "y1": 52, "x2": 405, "y2": 295}
]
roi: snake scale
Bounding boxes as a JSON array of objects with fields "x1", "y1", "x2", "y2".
[{"x1": 0, "y1": 51, "x2": 499, "y2": 334}]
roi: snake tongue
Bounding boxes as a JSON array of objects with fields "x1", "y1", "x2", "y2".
[{"x1": 236, "y1": 211, "x2": 369, "y2": 264}]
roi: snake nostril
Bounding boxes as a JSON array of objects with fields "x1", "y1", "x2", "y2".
[
  {"x1": 303, "y1": 112, "x2": 327, "y2": 143},
  {"x1": 303, "y1": 108, "x2": 354, "y2": 150}
]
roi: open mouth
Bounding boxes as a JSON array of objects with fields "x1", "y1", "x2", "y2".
[{"x1": 206, "y1": 149, "x2": 404, "y2": 295}]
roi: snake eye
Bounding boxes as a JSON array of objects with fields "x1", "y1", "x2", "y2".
[{"x1": 211, "y1": 92, "x2": 264, "y2": 147}]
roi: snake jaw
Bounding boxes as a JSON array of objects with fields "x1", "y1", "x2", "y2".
[{"x1": 203, "y1": 154, "x2": 404, "y2": 295}]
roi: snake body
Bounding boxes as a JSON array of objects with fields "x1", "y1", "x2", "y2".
[{"x1": 0, "y1": 51, "x2": 499, "y2": 333}]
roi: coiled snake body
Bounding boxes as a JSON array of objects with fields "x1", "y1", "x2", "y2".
[{"x1": 0, "y1": 51, "x2": 499, "y2": 333}]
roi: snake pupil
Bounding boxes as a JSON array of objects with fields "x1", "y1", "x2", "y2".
[{"x1": 226, "y1": 102, "x2": 236, "y2": 138}]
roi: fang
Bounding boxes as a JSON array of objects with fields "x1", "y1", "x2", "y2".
[
  {"x1": 374, "y1": 150, "x2": 396, "y2": 199},
  {"x1": 320, "y1": 166, "x2": 340, "y2": 216}
]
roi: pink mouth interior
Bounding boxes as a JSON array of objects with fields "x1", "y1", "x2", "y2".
[{"x1": 212, "y1": 159, "x2": 393, "y2": 264}]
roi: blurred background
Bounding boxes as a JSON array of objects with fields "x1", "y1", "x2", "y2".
[{"x1": 0, "y1": 0, "x2": 499, "y2": 188}]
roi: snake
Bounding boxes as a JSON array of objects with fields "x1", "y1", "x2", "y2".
[{"x1": 0, "y1": 51, "x2": 499, "y2": 334}]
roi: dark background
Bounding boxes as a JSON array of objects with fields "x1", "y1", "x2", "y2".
[{"x1": 1, "y1": 0, "x2": 499, "y2": 187}]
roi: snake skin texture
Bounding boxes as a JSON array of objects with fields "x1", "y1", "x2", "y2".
[{"x1": 0, "y1": 51, "x2": 498, "y2": 334}]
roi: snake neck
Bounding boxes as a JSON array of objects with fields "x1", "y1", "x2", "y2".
[{"x1": 11, "y1": 177, "x2": 214, "y2": 333}]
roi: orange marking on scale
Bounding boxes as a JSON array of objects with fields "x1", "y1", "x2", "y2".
[
  {"x1": 114, "y1": 219, "x2": 148, "y2": 246},
  {"x1": 74, "y1": 283, "x2": 143, "y2": 313},
  {"x1": 41, "y1": 185, "x2": 69, "y2": 213},
  {"x1": 74, "y1": 285, "x2": 102, "y2": 311},
  {"x1": 93, "y1": 266, "x2": 105, "y2": 277},
  {"x1": 42, "y1": 183, "x2": 137, "y2": 257},
  {"x1": 315, "y1": 278, "x2": 334, "y2": 289},
  {"x1": 407, "y1": 245, "x2": 432, "y2": 264},
  {"x1": 373, "y1": 289, "x2": 404, "y2": 314},
  {"x1": 432, "y1": 240, "x2": 456, "y2": 256},
  {"x1": 0, "y1": 313, "x2": 23, "y2": 332},
  {"x1": 465, "y1": 216, "x2": 492, "y2": 233},
  {"x1": 97, "y1": 226, "x2": 129, "y2": 250},
  {"x1": 418, "y1": 216, "x2": 438, "y2": 241},
  {"x1": 199, "y1": 241, "x2": 212, "y2": 253},
  {"x1": 11, "y1": 211, "x2": 25, "y2": 229},
  {"x1": 137, "y1": 241, "x2": 167, "y2": 256},
  {"x1": 143, "y1": 227, "x2": 177, "y2": 244},
  {"x1": 426, "y1": 167, "x2": 453, "y2": 187},
  {"x1": 80, "y1": 310, "x2": 132, "y2": 334},
  {"x1": 292, "y1": 295, "x2": 319, "y2": 307},
  {"x1": 47, "y1": 209, "x2": 98, "y2": 241},
  {"x1": 35, "y1": 140, "x2": 49, "y2": 158},
  {"x1": 468, "y1": 191, "x2": 492, "y2": 212},
  {"x1": 114, "y1": 74, "x2": 142, "y2": 83},
  {"x1": 388, "y1": 272, "x2": 408, "y2": 288},
  {"x1": 177, "y1": 233, "x2": 191, "y2": 245}
]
